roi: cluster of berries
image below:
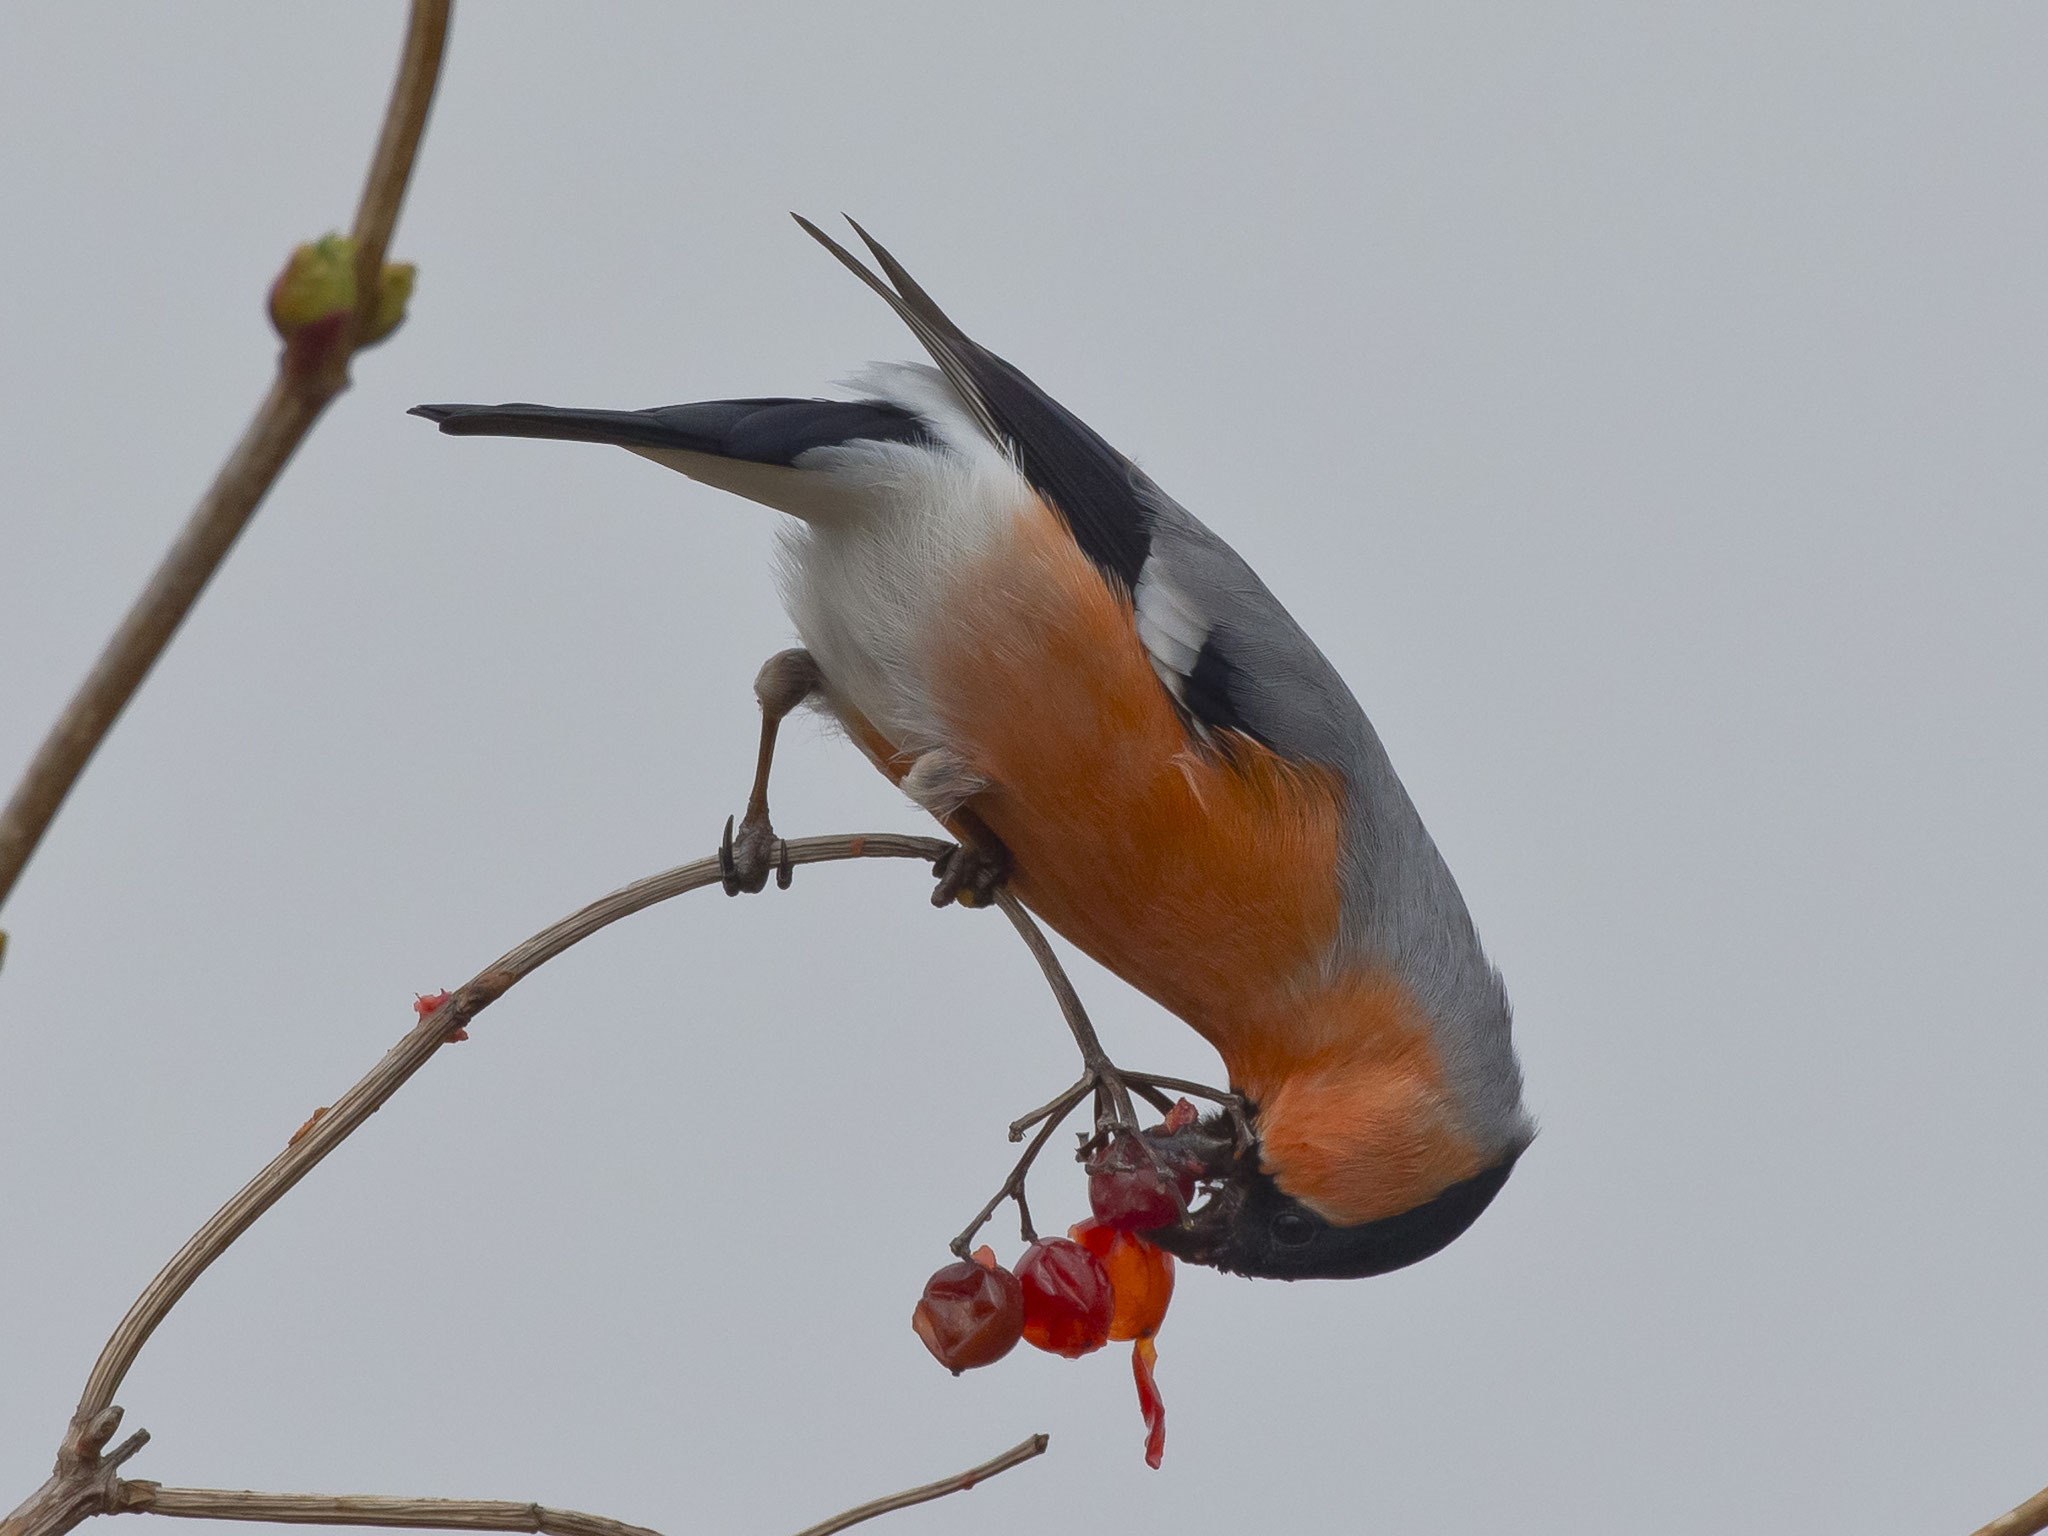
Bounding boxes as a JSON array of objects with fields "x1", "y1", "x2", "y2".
[{"x1": 911, "y1": 1102, "x2": 1202, "y2": 1468}]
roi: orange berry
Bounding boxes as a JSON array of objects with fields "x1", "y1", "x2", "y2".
[{"x1": 1070, "y1": 1217, "x2": 1174, "y2": 1340}]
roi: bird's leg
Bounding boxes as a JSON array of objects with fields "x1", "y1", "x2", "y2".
[
  {"x1": 929, "y1": 808, "x2": 1013, "y2": 909},
  {"x1": 719, "y1": 649, "x2": 821, "y2": 897}
]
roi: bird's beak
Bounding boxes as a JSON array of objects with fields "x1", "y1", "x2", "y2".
[{"x1": 1136, "y1": 1115, "x2": 1243, "y2": 1265}]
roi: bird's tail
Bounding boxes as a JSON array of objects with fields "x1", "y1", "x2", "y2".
[{"x1": 409, "y1": 397, "x2": 938, "y2": 521}]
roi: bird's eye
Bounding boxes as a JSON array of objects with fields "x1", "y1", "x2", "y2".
[{"x1": 1270, "y1": 1210, "x2": 1316, "y2": 1247}]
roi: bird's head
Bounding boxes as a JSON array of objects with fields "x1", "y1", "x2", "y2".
[{"x1": 1137, "y1": 1105, "x2": 1522, "y2": 1281}]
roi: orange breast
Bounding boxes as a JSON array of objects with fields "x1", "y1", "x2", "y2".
[
  {"x1": 847, "y1": 495, "x2": 1484, "y2": 1224},
  {"x1": 925, "y1": 497, "x2": 1344, "y2": 1067}
]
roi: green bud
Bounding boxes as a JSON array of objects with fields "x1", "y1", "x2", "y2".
[
  {"x1": 268, "y1": 233, "x2": 358, "y2": 339},
  {"x1": 359, "y1": 261, "x2": 416, "y2": 347}
]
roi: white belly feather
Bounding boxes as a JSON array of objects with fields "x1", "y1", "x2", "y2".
[{"x1": 629, "y1": 364, "x2": 1046, "y2": 818}]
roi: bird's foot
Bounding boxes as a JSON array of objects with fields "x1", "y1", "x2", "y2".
[
  {"x1": 930, "y1": 837, "x2": 1012, "y2": 909},
  {"x1": 719, "y1": 810, "x2": 791, "y2": 896}
]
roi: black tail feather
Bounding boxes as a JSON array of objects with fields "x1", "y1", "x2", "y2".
[{"x1": 409, "y1": 399, "x2": 932, "y2": 466}]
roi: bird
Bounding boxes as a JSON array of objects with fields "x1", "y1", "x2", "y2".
[{"x1": 413, "y1": 216, "x2": 1531, "y2": 1281}]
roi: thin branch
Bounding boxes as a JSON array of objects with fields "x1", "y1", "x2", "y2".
[
  {"x1": 1007, "y1": 1076, "x2": 1096, "y2": 1143},
  {"x1": 6, "y1": 15, "x2": 1060, "y2": 1536},
  {"x1": 987, "y1": 889, "x2": 1243, "y2": 1140},
  {"x1": 74, "y1": 833, "x2": 948, "y2": 1425},
  {"x1": 117, "y1": 1487, "x2": 658, "y2": 1536},
  {"x1": 1123, "y1": 1079, "x2": 1179, "y2": 1116},
  {"x1": 1972, "y1": 1484, "x2": 2048, "y2": 1536},
  {"x1": 2, "y1": 833, "x2": 946, "y2": 1536},
  {"x1": 112, "y1": 1437, "x2": 1048, "y2": 1536},
  {"x1": 947, "y1": 891, "x2": 1239, "y2": 1252},
  {"x1": 951, "y1": 1092, "x2": 1082, "y2": 1256},
  {"x1": 1122, "y1": 1070, "x2": 1241, "y2": 1105},
  {"x1": 99, "y1": 1440, "x2": 148, "y2": 1477},
  {"x1": 6, "y1": 827, "x2": 1108, "y2": 1536},
  {"x1": 347, "y1": 1, "x2": 451, "y2": 321},
  {"x1": 0, "y1": 376, "x2": 320, "y2": 917},
  {"x1": 0, "y1": 0, "x2": 451, "y2": 924},
  {"x1": 1125, "y1": 1070, "x2": 1253, "y2": 1151},
  {"x1": 788, "y1": 1434, "x2": 1048, "y2": 1536},
  {"x1": 49, "y1": 827, "x2": 1190, "y2": 1429},
  {"x1": 990, "y1": 890, "x2": 1138, "y2": 1132}
]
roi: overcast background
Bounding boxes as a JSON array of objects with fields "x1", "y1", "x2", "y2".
[{"x1": 4, "y1": 5, "x2": 2045, "y2": 1533}]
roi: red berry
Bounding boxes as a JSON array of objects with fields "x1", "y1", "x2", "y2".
[
  {"x1": 911, "y1": 1251, "x2": 1024, "y2": 1373},
  {"x1": 1016, "y1": 1238, "x2": 1113, "y2": 1357},
  {"x1": 1087, "y1": 1130, "x2": 1190, "y2": 1230},
  {"x1": 1070, "y1": 1218, "x2": 1175, "y2": 1341}
]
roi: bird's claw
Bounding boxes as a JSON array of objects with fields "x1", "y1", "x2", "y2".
[
  {"x1": 719, "y1": 811, "x2": 788, "y2": 896},
  {"x1": 931, "y1": 839, "x2": 1012, "y2": 909}
]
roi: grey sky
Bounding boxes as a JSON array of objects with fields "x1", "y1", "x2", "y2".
[{"x1": 4, "y1": 4, "x2": 2046, "y2": 1533}]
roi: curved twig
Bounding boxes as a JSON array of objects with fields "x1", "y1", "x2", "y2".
[
  {"x1": 967, "y1": 889, "x2": 1240, "y2": 1247},
  {"x1": 1126, "y1": 1070, "x2": 1253, "y2": 1151},
  {"x1": 2, "y1": 831, "x2": 1043, "y2": 1536},
  {"x1": 110, "y1": 1436, "x2": 1049, "y2": 1536},
  {"x1": 5, "y1": 833, "x2": 958, "y2": 1536},
  {"x1": 0, "y1": 0, "x2": 451, "y2": 925},
  {"x1": 991, "y1": 890, "x2": 1139, "y2": 1133},
  {"x1": 347, "y1": 2, "x2": 449, "y2": 321},
  {"x1": 1972, "y1": 1484, "x2": 2048, "y2": 1536},
  {"x1": 951, "y1": 1092, "x2": 1083, "y2": 1256},
  {"x1": 5, "y1": 9, "x2": 1070, "y2": 1536},
  {"x1": 73, "y1": 833, "x2": 948, "y2": 1425},
  {"x1": 788, "y1": 1434, "x2": 1048, "y2": 1536}
]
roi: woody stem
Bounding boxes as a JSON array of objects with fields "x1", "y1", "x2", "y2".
[
  {"x1": 990, "y1": 890, "x2": 1139, "y2": 1134},
  {"x1": 950, "y1": 1098, "x2": 1078, "y2": 1257}
]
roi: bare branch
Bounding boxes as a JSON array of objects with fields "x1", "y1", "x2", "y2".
[
  {"x1": 787, "y1": 1434, "x2": 1049, "y2": 1536},
  {"x1": 111, "y1": 1438, "x2": 1048, "y2": 1536},
  {"x1": 9, "y1": 833, "x2": 952, "y2": 1536},
  {"x1": 1, "y1": 1413, "x2": 137, "y2": 1536},
  {"x1": 0, "y1": 376, "x2": 322, "y2": 916},
  {"x1": 0, "y1": 818, "x2": 1098, "y2": 1536},
  {"x1": 0, "y1": 0, "x2": 451, "y2": 923},
  {"x1": 954, "y1": 889, "x2": 1237, "y2": 1253},
  {"x1": 347, "y1": 1, "x2": 451, "y2": 323},
  {"x1": 952, "y1": 1086, "x2": 1085, "y2": 1255},
  {"x1": 74, "y1": 833, "x2": 947, "y2": 1424},
  {"x1": 991, "y1": 890, "x2": 1138, "y2": 1130},
  {"x1": 8, "y1": 15, "x2": 1054, "y2": 1536},
  {"x1": 117, "y1": 1486, "x2": 662, "y2": 1536},
  {"x1": 1971, "y1": 1484, "x2": 2048, "y2": 1536}
]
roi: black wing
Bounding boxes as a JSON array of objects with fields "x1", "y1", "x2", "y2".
[
  {"x1": 795, "y1": 216, "x2": 1153, "y2": 592},
  {"x1": 797, "y1": 217, "x2": 1366, "y2": 762}
]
